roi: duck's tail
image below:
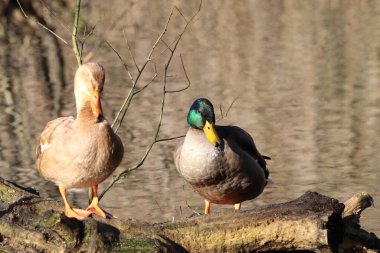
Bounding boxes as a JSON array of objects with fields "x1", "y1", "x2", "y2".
[
  {"x1": 261, "y1": 154, "x2": 272, "y2": 186},
  {"x1": 262, "y1": 155, "x2": 271, "y2": 160}
]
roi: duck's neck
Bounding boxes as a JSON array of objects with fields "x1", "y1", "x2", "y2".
[
  {"x1": 187, "y1": 127, "x2": 224, "y2": 150},
  {"x1": 76, "y1": 101, "x2": 103, "y2": 124}
]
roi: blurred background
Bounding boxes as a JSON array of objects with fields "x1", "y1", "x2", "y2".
[{"x1": 0, "y1": 0, "x2": 379, "y2": 234}]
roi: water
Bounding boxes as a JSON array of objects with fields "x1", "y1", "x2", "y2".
[{"x1": 1, "y1": 0, "x2": 379, "y2": 235}]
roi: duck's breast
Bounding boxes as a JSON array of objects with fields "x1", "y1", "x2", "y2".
[
  {"x1": 70, "y1": 121, "x2": 124, "y2": 187},
  {"x1": 36, "y1": 119, "x2": 123, "y2": 188},
  {"x1": 177, "y1": 129, "x2": 226, "y2": 186},
  {"x1": 176, "y1": 128, "x2": 266, "y2": 204}
]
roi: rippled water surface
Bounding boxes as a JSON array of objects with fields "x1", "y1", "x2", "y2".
[{"x1": 1, "y1": 0, "x2": 379, "y2": 234}]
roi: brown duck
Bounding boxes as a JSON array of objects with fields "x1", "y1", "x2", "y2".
[
  {"x1": 36, "y1": 62, "x2": 124, "y2": 220},
  {"x1": 174, "y1": 98, "x2": 270, "y2": 214}
]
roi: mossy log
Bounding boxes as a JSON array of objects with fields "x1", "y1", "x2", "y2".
[{"x1": 0, "y1": 177, "x2": 378, "y2": 252}]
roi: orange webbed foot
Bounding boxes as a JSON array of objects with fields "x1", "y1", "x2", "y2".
[
  {"x1": 59, "y1": 185, "x2": 92, "y2": 220},
  {"x1": 87, "y1": 185, "x2": 115, "y2": 219},
  {"x1": 65, "y1": 207, "x2": 92, "y2": 220},
  {"x1": 86, "y1": 201, "x2": 115, "y2": 219}
]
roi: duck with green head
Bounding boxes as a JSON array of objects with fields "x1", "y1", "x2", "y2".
[{"x1": 174, "y1": 98, "x2": 270, "y2": 214}]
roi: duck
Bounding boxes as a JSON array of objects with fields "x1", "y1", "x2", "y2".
[
  {"x1": 36, "y1": 62, "x2": 124, "y2": 220},
  {"x1": 174, "y1": 98, "x2": 270, "y2": 214}
]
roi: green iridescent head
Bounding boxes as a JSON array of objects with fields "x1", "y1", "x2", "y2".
[
  {"x1": 187, "y1": 98, "x2": 220, "y2": 147},
  {"x1": 187, "y1": 98, "x2": 215, "y2": 129}
]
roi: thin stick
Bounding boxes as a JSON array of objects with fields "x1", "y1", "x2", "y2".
[
  {"x1": 110, "y1": 9, "x2": 176, "y2": 132},
  {"x1": 175, "y1": 6, "x2": 188, "y2": 23},
  {"x1": 80, "y1": 23, "x2": 96, "y2": 58},
  {"x1": 225, "y1": 94, "x2": 240, "y2": 117},
  {"x1": 105, "y1": 40, "x2": 135, "y2": 84},
  {"x1": 133, "y1": 64, "x2": 158, "y2": 95},
  {"x1": 72, "y1": 0, "x2": 82, "y2": 66},
  {"x1": 217, "y1": 93, "x2": 241, "y2": 121},
  {"x1": 38, "y1": 0, "x2": 72, "y2": 34},
  {"x1": 123, "y1": 30, "x2": 140, "y2": 72},
  {"x1": 99, "y1": 80, "x2": 167, "y2": 200},
  {"x1": 186, "y1": 202, "x2": 201, "y2": 216},
  {"x1": 99, "y1": 1, "x2": 202, "y2": 200},
  {"x1": 156, "y1": 135, "x2": 185, "y2": 143},
  {"x1": 16, "y1": 0, "x2": 71, "y2": 47},
  {"x1": 166, "y1": 54, "x2": 191, "y2": 93}
]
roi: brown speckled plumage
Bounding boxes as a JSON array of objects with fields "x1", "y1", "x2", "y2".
[
  {"x1": 36, "y1": 115, "x2": 123, "y2": 189},
  {"x1": 35, "y1": 63, "x2": 124, "y2": 219}
]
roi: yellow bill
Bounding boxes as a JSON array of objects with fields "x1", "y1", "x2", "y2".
[
  {"x1": 90, "y1": 89, "x2": 103, "y2": 116},
  {"x1": 203, "y1": 120, "x2": 221, "y2": 146}
]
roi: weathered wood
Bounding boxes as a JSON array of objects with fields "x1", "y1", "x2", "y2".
[
  {"x1": 161, "y1": 192, "x2": 342, "y2": 252},
  {"x1": 0, "y1": 177, "x2": 378, "y2": 252}
]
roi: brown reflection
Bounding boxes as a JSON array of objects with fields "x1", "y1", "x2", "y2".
[
  {"x1": 0, "y1": 0, "x2": 67, "y2": 188},
  {"x1": 0, "y1": 0, "x2": 379, "y2": 235}
]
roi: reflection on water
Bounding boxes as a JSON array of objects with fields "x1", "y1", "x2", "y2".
[{"x1": 1, "y1": 0, "x2": 379, "y2": 234}]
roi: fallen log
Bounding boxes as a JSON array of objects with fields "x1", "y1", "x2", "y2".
[{"x1": 0, "y1": 177, "x2": 378, "y2": 252}]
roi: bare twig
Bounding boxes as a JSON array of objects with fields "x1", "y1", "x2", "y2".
[
  {"x1": 123, "y1": 30, "x2": 140, "y2": 72},
  {"x1": 133, "y1": 64, "x2": 158, "y2": 95},
  {"x1": 175, "y1": 6, "x2": 188, "y2": 23},
  {"x1": 110, "y1": 8, "x2": 177, "y2": 133},
  {"x1": 80, "y1": 23, "x2": 97, "y2": 58},
  {"x1": 218, "y1": 93, "x2": 241, "y2": 121},
  {"x1": 79, "y1": 9, "x2": 128, "y2": 63},
  {"x1": 16, "y1": 0, "x2": 71, "y2": 47},
  {"x1": 160, "y1": 39, "x2": 174, "y2": 53},
  {"x1": 219, "y1": 104, "x2": 224, "y2": 119},
  {"x1": 166, "y1": 54, "x2": 191, "y2": 93},
  {"x1": 99, "y1": 1, "x2": 202, "y2": 200},
  {"x1": 151, "y1": 38, "x2": 176, "y2": 61},
  {"x1": 156, "y1": 135, "x2": 185, "y2": 143},
  {"x1": 99, "y1": 79, "x2": 167, "y2": 200},
  {"x1": 105, "y1": 40, "x2": 134, "y2": 83},
  {"x1": 225, "y1": 94, "x2": 240, "y2": 117},
  {"x1": 72, "y1": 0, "x2": 82, "y2": 66},
  {"x1": 186, "y1": 202, "x2": 202, "y2": 216},
  {"x1": 18, "y1": 0, "x2": 85, "y2": 66},
  {"x1": 38, "y1": 0, "x2": 72, "y2": 34}
]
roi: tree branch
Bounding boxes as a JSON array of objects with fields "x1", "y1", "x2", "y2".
[
  {"x1": 16, "y1": 0, "x2": 71, "y2": 48},
  {"x1": 99, "y1": 1, "x2": 202, "y2": 200},
  {"x1": 109, "y1": 7, "x2": 176, "y2": 133},
  {"x1": 72, "y1": 0, "x2": 82, "y2": 66},
  {"x1": 166, "y1": 54, "x2": 191, "y2": 93},
  {"x1": 133, "y1": 64, "x2": 158, "y2": 95},
  {"x1": 123, "y1": 30, "x2": 140, "y2": 72},
  {"x1": 80, "y1": 23, "x2": 97, "y2": 59}
]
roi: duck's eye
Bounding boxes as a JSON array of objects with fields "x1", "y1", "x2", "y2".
[{"x1": 207, "y1": 126, "x2": 210, "y2": 130}]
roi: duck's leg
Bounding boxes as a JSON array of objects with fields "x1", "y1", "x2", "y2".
[
  {"x1": 87, "y1": 185, "x2": 114, "y2": 219},
  {"x1": 234, "y1": 203, "x2": 241, "y2": 211},
  {"x1": 59, "y1": 185, "x2": 91, "y2": 220},
  {"x1": 205, "y1": 199, "x2": 211, "y2": 214}
]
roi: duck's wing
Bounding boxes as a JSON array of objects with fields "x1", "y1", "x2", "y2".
[
  {"x1": 36, "y1": 116, "x2": 74, "y2": 171},
  {"x1": 218, "y1": 125, "x2": 270, "y2": 180}
]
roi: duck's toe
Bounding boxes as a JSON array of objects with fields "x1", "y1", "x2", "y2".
[
  {"x1": 65, "y1": 207, "x2": 92, "y2": 220},
  {"x1": 87, "y1": 202, "x2": 115, "y2": 219}
]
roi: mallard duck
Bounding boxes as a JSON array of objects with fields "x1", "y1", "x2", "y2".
[
  {"x1": 36, "y1": 62, "x2": 124, "y2": 220},
  {"x1": 174, "y1": 98, "x2": 270, "y2": 214}
]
